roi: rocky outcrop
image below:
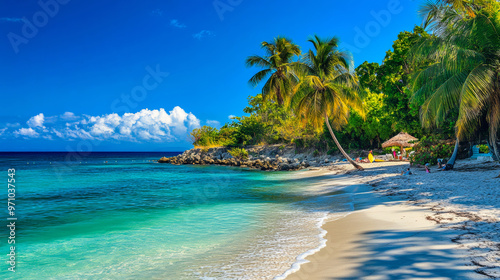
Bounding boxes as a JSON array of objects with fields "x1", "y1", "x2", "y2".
[{"x1": 158, "y1": 145, "x2": 343, "y2": 171}]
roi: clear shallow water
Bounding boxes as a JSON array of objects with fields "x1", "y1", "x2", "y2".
[{"x1": 0, "y1": 152, "x2": 354, "y2": 279}]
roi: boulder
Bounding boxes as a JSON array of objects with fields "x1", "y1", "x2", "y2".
[{"x1": 158, "y1": 157, "x2": 170, "y2": 163}]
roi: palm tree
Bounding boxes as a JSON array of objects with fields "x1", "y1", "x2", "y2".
[
  {"x1": 292, "y1": 36, "x2": 365, "y2": 170},
  {"x1": 409, "y1": 0, "x2": 500, "y2": 167},
  {"x1": 246, "y1": 37, "x2": 301, "y2": 106}
]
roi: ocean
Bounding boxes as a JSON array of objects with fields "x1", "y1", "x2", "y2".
[{"x1": 0, "y1": 152, "x2": 355, "y2": 279}]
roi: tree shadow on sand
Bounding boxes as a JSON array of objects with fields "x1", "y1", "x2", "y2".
[{"x1": 332, "y1": 225, "x2": 484, "y2": 279}]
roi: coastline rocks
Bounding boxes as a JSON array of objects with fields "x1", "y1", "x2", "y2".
[
  {"x1": 158, "y1": 157, "x2": 170, "y2": 163},
  {"x1": 157, "y1": 145, "x2": 338, "y2": 171}
]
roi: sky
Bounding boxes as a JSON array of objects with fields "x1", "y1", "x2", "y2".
[{"x1": 0, "y1": 0, "x2": 422, "y2": 151}]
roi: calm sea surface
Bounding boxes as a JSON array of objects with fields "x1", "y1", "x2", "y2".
[{"x1": 0, "y1": 152, "x2": 354, "y2": 279}]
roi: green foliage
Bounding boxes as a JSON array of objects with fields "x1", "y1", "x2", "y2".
[
  {"x1": 331, "y1": 26, "x2": 458, "y2": 150},
  {"x1": 313, "y1": 149, "x2": 320, "y2": 157},
  {"x1": 335, "y1": 90, "x2": 393, "y2": 148},
  {"x1": 246, "y1": 37, "x2": 301, "y2": 105},
  {"x1": 192, "y1": 20, "x2": 497, "y2": 158},
  {"x1": 409, "y1": 136, "x2": 454, "y2": 165},
  {"x1": 478, "y1": 145, "x2": 489, "y2": 154},
  {"x1": 191, "y1": 94, "x2": 319, "y2": 147},
  {"x1": 191, "y1": 126, "x2": 220, "y2": 147},
  {"x1": 410, "y1": 0, "x2": 500, "y2": 159},
  {"x1": 228, "y1": 148, "x2": 249, "y2": 160},
  {"x1": 382, "y1": 146, "x2": 401, "y2": 154}
]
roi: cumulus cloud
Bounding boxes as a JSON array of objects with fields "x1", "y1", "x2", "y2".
[
  {"x1": 5, "y1": 107, "x2": 200, "y2": 143},
  {"x1": 228, "y1": 115, "x2": 237, "y2": 119},
  {"x1": 193, "y1": 30, "x2": 214, "y2": 40},
  {"x1": 27, "y1": 113, "x2": 44, "y2": 128},
  {"x1": 170, "y1": 19, "x2": 186, "y2": 28},
  {"x1": 14, "y1": 128, "x2": 39, "y2": 138},
  {"x1": 61, "y1": 112, "x2": 78, "y2": 121}
]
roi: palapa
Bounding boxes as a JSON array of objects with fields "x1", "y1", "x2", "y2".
[{"x1": 382, "y1": 132, "x2": 419, "y2": 152}]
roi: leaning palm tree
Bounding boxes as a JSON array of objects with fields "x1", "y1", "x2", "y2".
[
  {"x1": 409, "y1": 0, "x2": 500, "y2": 168},
  {"x1": 246, "y1": 37, "x2": 301, "y2": 105},
  {"x1": 292, "y1": 36, "x2": 365, "y2": 170}
]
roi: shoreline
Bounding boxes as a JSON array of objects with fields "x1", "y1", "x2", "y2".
[{"x1": 284, "y1": 160, "x2": 499, "y2": 279}]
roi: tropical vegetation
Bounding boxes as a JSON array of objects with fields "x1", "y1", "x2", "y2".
[
  {"x1": 191, "y1": 0, "x2": 499, "y2": 172},
  {"x1": 409, "y1": 0, "x2": 500, "y2": 167}
]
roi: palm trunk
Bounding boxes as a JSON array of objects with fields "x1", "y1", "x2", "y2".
[
  {"x1": 447, "y1": 138, "x2": 460, "y2": 167},
  {"x1": 492, "y1": 139, "x2": 500, "y2": 178},
  {"x1": 488, "y1": 137, "x2": 499, "y2": 161},
  {"x1": 325, "y1": 113, "x2": 364, "y2": 171},
  {"x1": 277, "y1": 87, "x2": 283, "y2": 106}
]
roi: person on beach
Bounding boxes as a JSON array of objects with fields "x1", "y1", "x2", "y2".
[
  {"x1": 392, "y1": 148, "x2": 397, "y2": 159},
  {"x1": 356, "y1": 154, "x2": 371, "y2": 163},
  {"x1": 437, "y1": 158, "x2": 447, "y2": 168},
  {"x1": 401, "y1": 168, "x2": 412, "y2": 175},
  {"x1": 425, "y1": 163, "x2": 431, "y2": 173}
]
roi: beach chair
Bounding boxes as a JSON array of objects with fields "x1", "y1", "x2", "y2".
[{"x1": 471, "y1": 145, "x2": 493, "y2": 160}]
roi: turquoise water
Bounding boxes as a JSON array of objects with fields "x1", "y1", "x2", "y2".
[{"x1": 0, "y1": 152, "x2": 354, "y2": 279}]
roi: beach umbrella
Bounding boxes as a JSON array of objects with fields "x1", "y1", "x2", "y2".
[{"x1": 382, "y1": 132, "x2": 418, "y2": 156}]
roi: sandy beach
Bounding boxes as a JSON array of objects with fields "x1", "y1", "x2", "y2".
[{"x1": 286, "y1": 160, "x2": 500, "y2": 280}]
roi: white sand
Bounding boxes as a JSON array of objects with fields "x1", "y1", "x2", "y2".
[{"x1": 285, "y1": 159, "x2": 499, "y2": 279}]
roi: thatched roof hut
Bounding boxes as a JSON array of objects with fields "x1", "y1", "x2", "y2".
[{"x1": 382, "y1": 132, "x2": 419, "y2": 150}]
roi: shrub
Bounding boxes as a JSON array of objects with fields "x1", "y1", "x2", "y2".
[
  {"x1": 478, "y1": 144, "x2": 489, "y2": 154},
  {"x1": 409, "y1": 136, "x2": 454, "y2": 165},
  {"x1": 327, "y1": 148, "x2": 337, "y2": 155},
  {"x1": 228, "y1": 148, "x2": 249, "y2": 161},
  {"x1": 191, "y1": 126, "x2": 220, "y2": 147},
  {"x1": 313, "y1": 149, "x2": 320, "y2": 157}
]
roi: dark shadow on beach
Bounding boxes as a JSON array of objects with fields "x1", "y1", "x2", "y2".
[{"x1": 329, "y1": 226, "x2": 479, "y2": 280}]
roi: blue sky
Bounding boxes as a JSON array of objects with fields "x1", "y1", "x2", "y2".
[{"x1": 0, "y1": 0, "x2": 422, "y2": 151}]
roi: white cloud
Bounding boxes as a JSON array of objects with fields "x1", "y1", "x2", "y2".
[
  {"x1": 5, "y1": 107, "x2": 201, "y2": 143},
  {"x1": 228, "y1": 115, "x2": 237, "y2": 119},
  {"x1": 0, "y1": 128, "x2": 7, "y2": 136},
  {"x1": 187, "y1": 113, "x2": 200, "y2": 129},
  {"x1": 27, "y1": 113, "x2": 44, "y2": 128},
  {"x1": 61, "y1": 112, "x2": 78, "y2": 121},
  {"x1": 170, "y1": 19, "x2": 186, "y2": 28},
  {"x1": 193, "y1": 30, "x2": 214, "y2": 40},
  {"x1": 206, "y1": 120, "x2": 221, "y2": 127},
  {"x1": 14, "y1": 128, "x2": 39, "y2": 138}
]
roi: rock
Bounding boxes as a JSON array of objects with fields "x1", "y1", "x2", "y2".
[
  {"x1": 279, "y1": 163, "x2": 291, "y2": 171},
  {"x1": 158, "y1": 157, "x2": 170, "y2": 163}
]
